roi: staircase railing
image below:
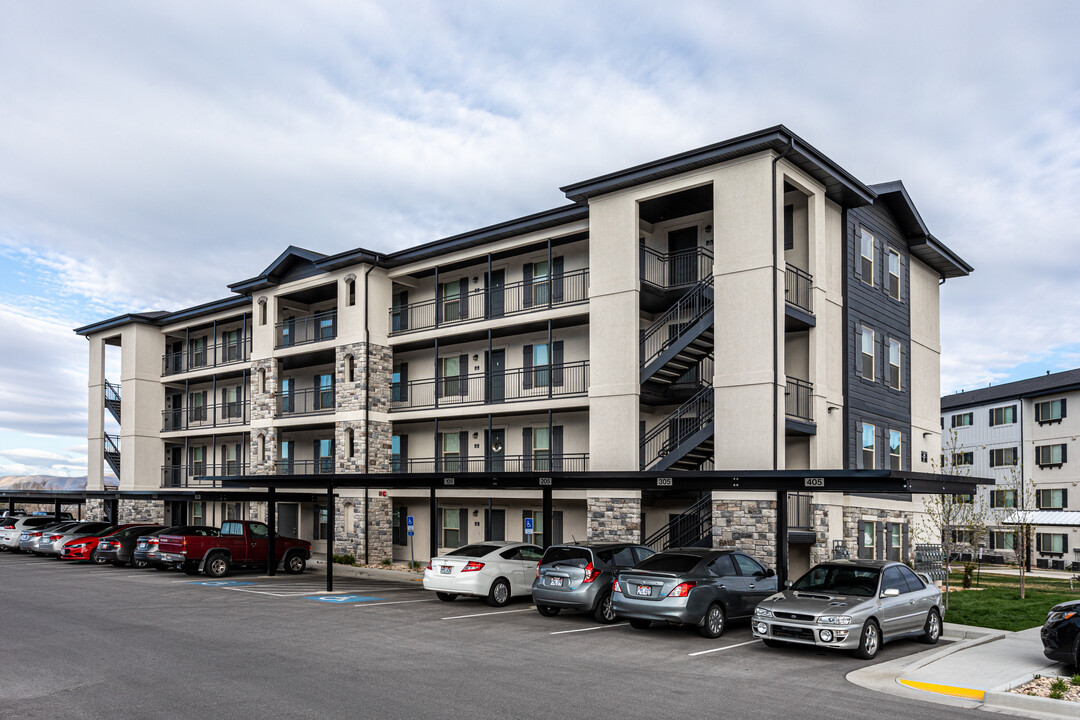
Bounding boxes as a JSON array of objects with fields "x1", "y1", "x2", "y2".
[
  {"x1": 640, "y1": 385, "x2": 713, "y2": 470},
  {"x1": 643, "y1": 495, "x2": 714, "y2": 551},
  {"x1": 104, "y1": 380, "x2": 122, "y2": 423},
  {"x1": 104, "y1": 433, "x2": 121, "y2": 476},
  {"x1": 640, "y1": 276, "x2": 714, "y2": 371},
  {"x1": 640, "y1": 246, "x2": 713, "y2": 290}
]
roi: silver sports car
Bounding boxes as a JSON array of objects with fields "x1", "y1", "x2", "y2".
[{"x1": 751, "y1": 559, "x2": 943, "y2": 659}]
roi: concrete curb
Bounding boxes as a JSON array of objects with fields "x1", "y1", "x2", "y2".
[
  {"x1": 983, "y1": 689, "x2": 1080, "y2": 719},
  {"x1": 308, "y1": 559, "x2": 424, "y2": 583}
]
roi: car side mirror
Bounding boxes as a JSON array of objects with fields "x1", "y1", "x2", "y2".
[
  {"x1": 881, "y1": 588, "x2": 900, "y2": 597},
  {"x1": 784, "y1": 580, "x2": 792, "y2": 589},
  {"x1": 765, "y1": 568, "x2": 775, "y2": 578}
]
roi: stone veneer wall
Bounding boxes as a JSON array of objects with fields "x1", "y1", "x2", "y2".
[
  {"x1": 331, "y1": 494, "x2": 393, "y2": 561},
  {"x1": 84, "y1": 498, "x2": 107, "y2": 522},
  {"x1": 249, "y1": 358, "x2": 278, "y2": 421},
  {"x1": 334, "y1": 420, "x2": 393, "y2": 475},
  {"x1": 249, "y1": 426, "x2": 278, "y2": 475},
  {"x1": 335, "y1": 343, "x2": 393, "y2": 414},
  {"x1": 808, "y1": 503, "x2": 832, "y2": 567},
  {"x1": 587, "y1": 497, "x2": 641, "y2": 542},
  {"x1": 711, "y1": 499, "x2": 777, "y2": 568},
  {"x1": 840, "y1": 507, "x2": 915, "y2": 563},
  {"x1": 118, "y1": 499, "x2": 166, "y2": 524}
]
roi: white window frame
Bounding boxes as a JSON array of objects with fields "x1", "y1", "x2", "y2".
[
  {"x1": 860, "y1": 326, "x2": 875, "y2": 381},
  {"x1": 889, "y1": 429, "x2": 901, "y2": 471},
  {"x1": 862, "y1": 423, "x2": 876, "y2": 469},
  {"x1": 888, "y1": 338, "x2": 901, "y2": 390},
  {"x1": 887, "y1": 248, "x2": 901, "y2": 300},
  {"x1": 859, "y1": 229, "x2": 875, "y2": 286}
]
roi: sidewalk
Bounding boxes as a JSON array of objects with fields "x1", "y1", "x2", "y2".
[{"x1": 849, "y1": 623, "x2": 1080, "y2": 718}]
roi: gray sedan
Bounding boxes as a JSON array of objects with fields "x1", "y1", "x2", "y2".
[
  {"x1": 751, "y1": 559, "x2": 943, "y2": 659},
  {"x1": 614, "y1": 548, "x2": 777, "y2": 638},
  {"x1": 33, "y1": 521, "x2": 114, "y2": 557}
]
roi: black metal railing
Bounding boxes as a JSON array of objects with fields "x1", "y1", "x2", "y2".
[
  {"x1": 643, "y1": 495, "x2": 713, "y2": 551},
  {"x1": 389, "y1": 268, "x2": 589, "y2": 335},
  {"x1": 787, "y1": 493, "x2": 813, "y2": 530},
  {"x1": 275, "y1": 459, "x2": 336, "y2": 476},
  {"x1": 640, "y1": 246, "x2": 713, "y2": 290},
  {"x1": 393, "y1": 454, "x2": 589, "y2": 473},
  {"x1": 162, "y1": 401, "x2": 250, "y2": 431},
  {"x1": 391, "y1": 362, "x2": 589, "y2": 411},
  {"x1": 640, "y1": 385, "x2": 714, "y2": 470},
  {"x1": 670, "y1": 355, "x2": 713, "y2": 391},
  {"x1": 104, "y1": 380, "x2": 121, "y2": 405},
  {"x1": 640, "y1": 276, "x2": 714, "y2": 371},
  {"x1": 104, "y1": 433, "x2": 121, "y2": 476},
  {"x1": 161, "y1": 463, "x2": 248, "y2": 488},
  {"x1": 162, "y1": 337, "x2": 252, "y2": 376},
  {"x1": 785, "y1": 376, "x2": 813, "y2": 422},
  {"x1": 785, "y1": 264, "x2": 813, "y2": 314},
  {"x1": 275, "y1": 310, "x2": 337, "y2": 349},
  {"x1": 277, "y1": 388, "x2": 336, "y2": 417}
]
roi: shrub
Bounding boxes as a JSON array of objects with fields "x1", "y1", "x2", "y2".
[
  {"x1": 380, "y1": 557, "x2": 393, "y2": 566},
  {"x1": 962, "y1": 563, "x2": 976, "y2": 589},
  {"x1": 1071, "y1": 674, "x2": 1080, "y2": 687},
  {"x1": 332, "y1": 553, "x2": 356, "y2": 566},
  {"x1": 1049, "y1": 677, "x2": 1068, "y2": 699}
]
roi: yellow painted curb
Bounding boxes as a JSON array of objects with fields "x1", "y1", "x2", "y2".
[{"x1": 898, "y1": 679, "x2": 985, "y2": 701}]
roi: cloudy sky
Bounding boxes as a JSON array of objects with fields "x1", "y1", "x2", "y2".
[{"x1": 1, "y1": 1, "x2": 1078, "y2": 477}]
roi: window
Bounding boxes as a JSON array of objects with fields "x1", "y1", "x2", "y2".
[
  {"x1": 887, "y1": 338, "x2": 901, "y2": 390},
  {"x1": 1037, "y1": 533, "x2": 1067, "y2": 554},
  {"x1": 862, "y1": 423, "x2": 876, "y2": 468},
  {"x1": 223, "y1": 386, "x2": 241, "y2": 419},
  {"x1": 889, "y1": 430, "x2": 901, "y2": 471},
  {"x1": 316, "y1": 438, "x2": 333, "y2": 474},
  {"x1": 951, "y1": 451, "x2": 974, "y2": 466},
  {"x1": 859, "y1": 326, "x2": 875, "y2": 381},
  {"x1": 733, "y1": 553, "x2": 766, "y2": 577},
  {"x1": 709, "y1": 554, "x2": 737, "y2": 577},
  {"x1": 345, "y1": 278, "x2": 355, "y2": 307},
  {"x1": 522, "y1": 509, "x2": 545, "y2": 547},
  {"x1": 881, "y1": 566, "x2": 907, "y2": 594},
  {"x1": 533, "y1": 343, "x2": 550, "y2": 387},
  {"x1": 990, "y1": 405, "x2": 1017, "y2": 426},
  {"x1": 189, "y1": 391, "x2": 207, "y2": 422},
  {"x1": 890, "y1": 524, "x2": 901, "y2": 550},
  {"x1": 317, "y1": 313, "x2": 335, "y2": 341},
  {"x1": 991, "y1": 531, "x2": 1016, "y2": 551},
  {"x1": 223, "y1": 329, "x2": 240, "y2": 362},
  {"x1": 861, "y1": 522, "x2": 876, "y2": 558},
  {"x1": 191, "y1": 501, "x2": 206, "y2": 525},
  {"x1": 442, "y1": 508, "x2": 461, "y2": 548},
  {"x1": 223, "y1": 444, "x2": 239, "y2": 475},
  {"x1": 391, "y1": 291, "x2": 409, "y2": 332},
  {"x1": 259, "y1": 298, "x2": 267, "y2": 326},
  {"x1": 190, "y1": 447, "x2": 205, "y2": 476},
  {"x1": 346, "y1": 355, "x2": 355, "y2": 383},
  {"x1": 990, "y1": 489, "x2": 1016, "y2": 508},
  {"x1": 248, "y1": 522, "x2": 268, "y2": 538},
  {"x1": 392, "y1": 505, "x2": 408, "y2": 546},
  {"x1": 315, "y1": 374, "x2": 334, "y2": 411},
  {"x1": 280, "y1": 378, "x2": 294, "y2": 413},
  {"x1": 391, "y1": 435, "x2": 402, "y2": 472},
  {"x1": 225, "y1": 502, "x2": 242, "y2": 521},
  {"x1": 951, "y1": 412, "x2": 973, "y2": 428},
  {"x1": 887, "y1": 249, "x2": 901, "y2": 300},
  {"x1": 1036, "y1": 398, "x2": 1067, "y2": 423},
  {"x1": 532, "y1": 260, "x2": 550, "y2": 305},
  {"x1": 1036, "y1": 444, "x2": 1067, "y2": 467},
  {"x1": 859, "y1": 228, "x2": 874, "y2": 285},
  {"x1": 279, "y1": 441, "x2": 293, "y2": 474},
  {"x1": 392, "y1": 362, "x2": 408, "y2": 404},
  {"x1": 441, "y1": 279, "x2": 465, "y2": 322},
  {"x1": 532, "y1": 427, "x2": 551, "y2": 472},
  {"x1": 314, "y1": 505, "x2": 328, "y2": 540},
  {"x1": 442, "y1": 356, "x2": 461, "y2": 397},
  {"x1": 989, "y1": 447, "x2": 1018, "y2": 467},
  {"x1": 346, "y1": 428, "x2": 355, "y2": 459},
  {"x1": 951, "y1": 529, "x2": 974, "y2": 545},
  {"x1": 191, "y1": 336, "x2": 207, "y2": 367},
  {"x1": 1038, "y1": 488, "x2": 1066, "y2": 510},
  {"x1": 442, "y1": 432, "x2": 461, "y2": 472}
]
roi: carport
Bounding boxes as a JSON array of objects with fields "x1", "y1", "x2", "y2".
[{"x1": 220, "y1": 469, "x2": 989, "y2": 593}]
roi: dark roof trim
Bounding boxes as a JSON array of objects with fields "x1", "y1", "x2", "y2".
[
  {"x1": 870, "y1": 181, "x2": 972, "y2": 279},
  {"x1": 560, "y1": 125, "x2": 876, "y2": 208},
  {"x1": 313, "y1": 248, "x2": 385, "y2": 273},
  {"x1": 227, "y1": 245, "x2": 327, "y2": 294},
  {"x1": 73, "y1": 295, "x2": 251, "y2": 337},
  {"x1": 74, "y1": 311, "x2": 170, "y2": 337},
  {"x1": 942, "y1": 369, "x2": 1080, "y2": 411}
]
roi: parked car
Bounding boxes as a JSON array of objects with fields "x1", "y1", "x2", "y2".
[
  {"x1": 95, "y1": 524, "x2": 166, "y2": 567},
  {"x1": 133, "y1": 526, "x2": 219, "y2": 570},
  {"x1": 1042, "y1": 599, "x2": 1080, "y2": 666},
  {"x1": 614, "y1": 547, "x2": 777, "y2": 638},
  {"x1": 752, "y1": 559, "x2": 943, "y2": 659},
  {"x1": 22, "y1": 521, "x2": 82, "y2": 554},
  {"x1": 60, "y1": 524, "x2": 146, "y2": 563},
  {"x1": 533, "y1": 543, "x2": 655, "y2": 623},
  {"x1": 424, "y1": 542, "x2": 543, "y2": 607},
  {"x1": 158, "y1": 520, "x2": 311, "y2": 577},
  {"x1": 0, "y1": 516, "x2": 68, "y2": 552},
  {"x1": 33, "y1": 521, "x2": 114, "y2": 557}
]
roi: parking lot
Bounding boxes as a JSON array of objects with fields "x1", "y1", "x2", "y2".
[{"x1": 1, "y1": 551, "x2": 979, "y2": 720}]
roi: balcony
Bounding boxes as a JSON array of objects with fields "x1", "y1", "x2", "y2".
[
  {"x1": 392, "y1": 454, "x2": 589, "y2": 473},
  {"x1": 162, "y1": 337, "x2": 251, "y2": 376},
  {"x1": 784, "y1": 265, "x2": 815, "y2": 329},
  {"x1": 161, "y1": 463, "x2": 247, "y2": 488},
  {"x1": 277, "y1": 388, "x2": 335, "y2": 418},
  {"x1": 640, "y1": 246, "x2": 713, "y2": 291},
  {"x1": 391, "y1": 362, "x2": 589, "y2": 412},
  {"x1": 162, "y1": 401, "x2": 250, "y2": 431},
  {"x1": 389, "y1": 268, "x2": 589, "y2": 336},
  {"x1": 787, "y1": 493, "x2": 813, "y2": 530},
  {"x1": 784, "y1": 376, "x2": 815, "y2": 435},
  {"x1": 275, "y1": 459, "x2": 335, "y2": 475},
  {"x1": 275, "y1": 310, "x2": 337, "y2": 349}
]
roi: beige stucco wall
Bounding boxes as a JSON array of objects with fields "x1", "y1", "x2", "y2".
[
  {"x1": 120, "y1": 323, "x2": 165, "y2": 490},
  {"x1": 86, "y1": 334, "x2": 107, "y2": 491},
  {"x1": 909, "y1": 256, "x2": 942, "y2": 472}
]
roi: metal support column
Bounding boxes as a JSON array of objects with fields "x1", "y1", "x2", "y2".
[
  {"x1": 429, "y1": 488, "x2": 438, "y2": 561},
  {"x1": 547, "y1": 320, "x2": 552, "y2": 399},
  {"x1": 266, "y1": 487, "x2": 277, "y2": 576},
  {"x1": 542, "y1": 486, "x2": 553, "y2": 550},
  {"x1": 434, "y1": 337, "x2": 440, "y2": 409},
  {"x1": 326, "y1": 483, "x2": 335, "y2": 592},
  {"x1": 54, "y1": 499, "x2": 61, "y2": 518},
  {"x1": 775, "y1": 491, "x2": 789, "y2": 588}
]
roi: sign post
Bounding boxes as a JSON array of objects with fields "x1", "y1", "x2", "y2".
[{"x1": 407, "y1": 515, "x2": 415, "y2": 568}]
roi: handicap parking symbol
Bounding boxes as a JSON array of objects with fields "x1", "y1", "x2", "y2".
[
  {"x1": 304, "y1": 595, "x2": 384, "y2": 603},
  {"x1": 190, "y1": 581, "x2": 256, "y2": 587}
]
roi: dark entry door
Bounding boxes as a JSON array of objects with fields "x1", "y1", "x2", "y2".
[
  {"x1": 485, "y1": 429, "x2": 505, "y2": 472},
  {"x1": 486, "y1": 349, "x2": 506, "y2": 402},
  {"x1": 487, "y1": 508, "x2": 506, "y2": 541},
  {"x1": 166, "y1": 448, "x2": 182, "y2": 487},
  {"x1": 487, "y1": 269, "x2": 505, "y2": 318},
  {"x1": 668, "y1": 226, "x2": 699, "y2": 285},
  {"x1": 278, "y1": 504, "x2": 299, "y2": 538}
]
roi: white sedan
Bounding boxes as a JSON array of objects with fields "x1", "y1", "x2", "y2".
[{"x1": 423, "y1": 541, "x2": 543, "y2": 607}]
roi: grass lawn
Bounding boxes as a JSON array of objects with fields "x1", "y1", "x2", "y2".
[{"x1": 943, "y1": 571, "x2": 1080, "y2": 631}]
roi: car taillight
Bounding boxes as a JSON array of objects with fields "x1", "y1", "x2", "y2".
[
  {"x1": 150, "y1": 538, "x2": 159, "y2": 546},
  {"x1": 462, "y1": 561, "x2": 485, "y2": 572},
  {"x1": 426, "y1": 562, "x2": 432, "y2": 571},
  {"x1": 612, "y1": 577, "x2": 622, "y2": 594},
  {"x1": 182, "y1": 537, "x2": 187, "y2": 550},
  {"x1": 2, "y1": 524, "x2": 13, "y2": 529},
  {"x1": 668, "y1": 582, "x2": 696, "y2": 598},
  {"x1": 49, "y1": 535, "x2": 63, "y2": 541},
  {"x1": 581, "y1": 562, "x2": 601, "y2": 583},
  {"x1": 31, "y1": 532, "x2": 43, "y2": 537}
]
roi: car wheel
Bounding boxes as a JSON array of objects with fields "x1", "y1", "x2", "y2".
[
  {"x1": 90, "y1": 551, "x2": 108, "y2": 565},
  {"x1": 486, "y1": 578, "x2": 511, "y2": 607},
  {"x1": 204, "y1": 553, "x2": 230, "y2": 579},
  {"x1": 593, "y1": 591, "x2": 617, "y2": 624},
  {"x1": 131, "y1": 557, "x2": 148, "y2": 569},
  {"x1": 699, "y1": 603, "x2": 726, "y2": 639},
  {"x1": 111, "y1": 560, "x2": 127, "y2": 568},
  {"x1": 536, "y1": 605, "x2": 560, "y2": 617},
  {"x1": 283, "y1": 552, "x2": 306, "y2": 574},
  {"x1": 628, "y1": 618, "x2": 652, "y2": 630},
  {"x1": 435, "y1": 592, "x2": 458, "y2": 602},
  {"x1": 852, "y1": 619, "x2": 881, "y2": 660},
  {"x1": 919, "y1": 609, "x2": 941, "y2": 645},
  {"x1": 762, "y1": 639, "x2": 788, "y2": 649}
]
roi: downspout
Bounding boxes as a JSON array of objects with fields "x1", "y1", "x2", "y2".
[
  {"x1": 362, "y1": 262, "x2": 375, "y2": 566},
  {"x1": 771, "y1": 139, "x2": 795, "y2": 471}
]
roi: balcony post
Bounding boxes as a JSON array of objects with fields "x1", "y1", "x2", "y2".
[
  {"x1": 546, "y1": 237, "x2": 552, "y2": 309},
  {"x1": 434, "y1": 336, "x2": 440, "y2": 409},
  {"x1": 434, "y1": 266, "x2": 440, "y2": 328},
  {"x1": 547, "y1": 320, "x2": 553, "y2": 400}
]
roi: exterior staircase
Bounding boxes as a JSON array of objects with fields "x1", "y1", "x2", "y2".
[
  {"x1": 640, "y1": 385, "x2": 714, "y2": 471},
  {"x1": 640, "y1": 276, "x2": 714, "y2": 390},
  {"x1": 643, "y1": 495, "x2": 714, "y2": 551},
  {"x1": 104, "y1": 380, "x2": 121, "y2": 424},
  {"x1": 104, "y1": 433, "x2": 121, "y2": 477}
]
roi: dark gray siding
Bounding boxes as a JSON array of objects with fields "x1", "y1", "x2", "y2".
[{"x1": 846, "y1": 202, "x2": 912, "y2": 470}]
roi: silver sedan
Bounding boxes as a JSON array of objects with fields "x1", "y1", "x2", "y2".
[{"x1": 751, "y1": 559, "x2": 943, "y2": 659}]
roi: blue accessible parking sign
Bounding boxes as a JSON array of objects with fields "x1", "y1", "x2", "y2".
[{"x1": 524, "y1": 517, "x2": 534, "y2": 535}]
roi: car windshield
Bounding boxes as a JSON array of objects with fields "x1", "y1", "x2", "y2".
[
  {"x1": 446, "y1": 544, "x2": 500, "y2": 558},
  {"x1": 633, "y1": 553, "x2": 700, "y2": 574},
  {"x1": 792, "y1": 565, "x2": 880, "y2": 597},
  {"x1": 540, "y1": 547, "x2": 590, "y2": 567}
]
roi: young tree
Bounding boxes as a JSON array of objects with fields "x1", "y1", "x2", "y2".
[{"x1": 998, "y1": 464, "x2": 1038, "y2": 600}]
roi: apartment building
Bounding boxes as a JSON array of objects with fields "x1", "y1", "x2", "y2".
[
  {"x1": 941, "y1": 369, "x2": 1080, "y2": 570},
  {"x1": 73, "y1": 126, "x2": 972, "y2": 576}
]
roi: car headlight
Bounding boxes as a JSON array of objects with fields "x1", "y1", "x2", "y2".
[
  {"x1": 1047, "y1": 611, "x2": 1077, "y2": 623},
  {"x1": 754, "y1": 606, "x2": 773, "y2": 618},
  {"x1": 817, "y1": 615, "x2": 853, "y2": 625}
]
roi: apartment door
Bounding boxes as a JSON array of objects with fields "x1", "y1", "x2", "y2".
[
  {"x1": 277, "y1": 503, "x2": 299, "y2": 538},
  {"x1": 485, "y1": 429, "x2": 505, "y2": 472},
  {"x1": 486, "y1": 269, "x2": 505, "y2": 318},
  {"x1": 486, "y1": 349, "x2": 505, "y2": 402},
  {"x1": 668, "y1": 226, "x2": 699, "y2": 285},
  {"x1": 167, "y1": 340, "x2": 184, "y2": 373},
  {"x1": 166, "y1": 447, "x2": 182, "y2": 487}
]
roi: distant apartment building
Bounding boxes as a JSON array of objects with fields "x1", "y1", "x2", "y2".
[
  {"x1": 941, "y1": 369, "x2": 1080, "y2": 570},
  {"x1": 73, "y1": 126, "x2": 971, "y2": 575}
]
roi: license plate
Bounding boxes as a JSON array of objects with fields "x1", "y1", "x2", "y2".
[
  {"x1": 440, "y1": 566, "x2": 452, "y2": 574},
  {"x1": 548, "y1": 576, "x2": 564, "y2": 587},
  {"x1": 636, "y1": 585, "x2": 652, "y2": 596}
]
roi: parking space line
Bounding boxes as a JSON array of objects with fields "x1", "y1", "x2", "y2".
[
  {"x1": 549, "y1": 623, "x2": 628, "y2": 635},
  {"x1": 354, "y1": 599, "x2": 437, "y2": 608},
  {"x1": 442, "y1": 608, "x2": 535, "y2": 620},
  {"x1": 687, "y1": 639, "x2": 760, "y2": 656}
]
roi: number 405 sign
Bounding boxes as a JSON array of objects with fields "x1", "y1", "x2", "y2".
[{"x1": 804, "y1": 477, "x2": 825, "y2": 488}]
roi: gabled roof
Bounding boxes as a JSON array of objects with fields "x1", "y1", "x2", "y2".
[
  {"x1": 227, "y1": 245, "x2": 327, "y2": 293},
  {"x1": 73, "y1": 311, "x2": 171, "y2": 337},
  {"x1": 941, "y1": 368, "x2": 1080, "y2": 411},
  {"x1": 870, "y1": 181, "x2": 972, "y2": 279}
]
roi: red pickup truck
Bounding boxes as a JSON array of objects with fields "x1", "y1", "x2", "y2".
[{"x1": 158, "y1": 520, "x2": 311, "y2": 578}]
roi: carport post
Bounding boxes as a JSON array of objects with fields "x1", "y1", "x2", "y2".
[
  {"x1": 542, "y1": 486, "x2": 553, "y2": 550},
  {"x1": 326, "y1": 483, "x2": 334, "y2": 593},
  {"x1": 429, "y1": 488, "x2": 438, "y2": 561},
  {"x1": 54, "y1": 499, "x2": 61, "y2": 518},
  {"x1": 267, "y1": 487, "x2": 277, "y2": 577},
  {"x1": 775, "y1": 491, "x2": 789, "y2": 588},
  {"x1": 7, "y1": 499, "x2": 14, "y2": 514}
]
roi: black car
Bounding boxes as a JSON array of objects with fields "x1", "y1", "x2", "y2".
[
  {"x1": 133, "y1": 525, "x2": 219, "y2": 569},
  {"x1": 1043, "y1": 599, "x2": 1080, "y2": 666},
  {"x1": 94, "y1": 525, "x2": 166, "y2": 567}
]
